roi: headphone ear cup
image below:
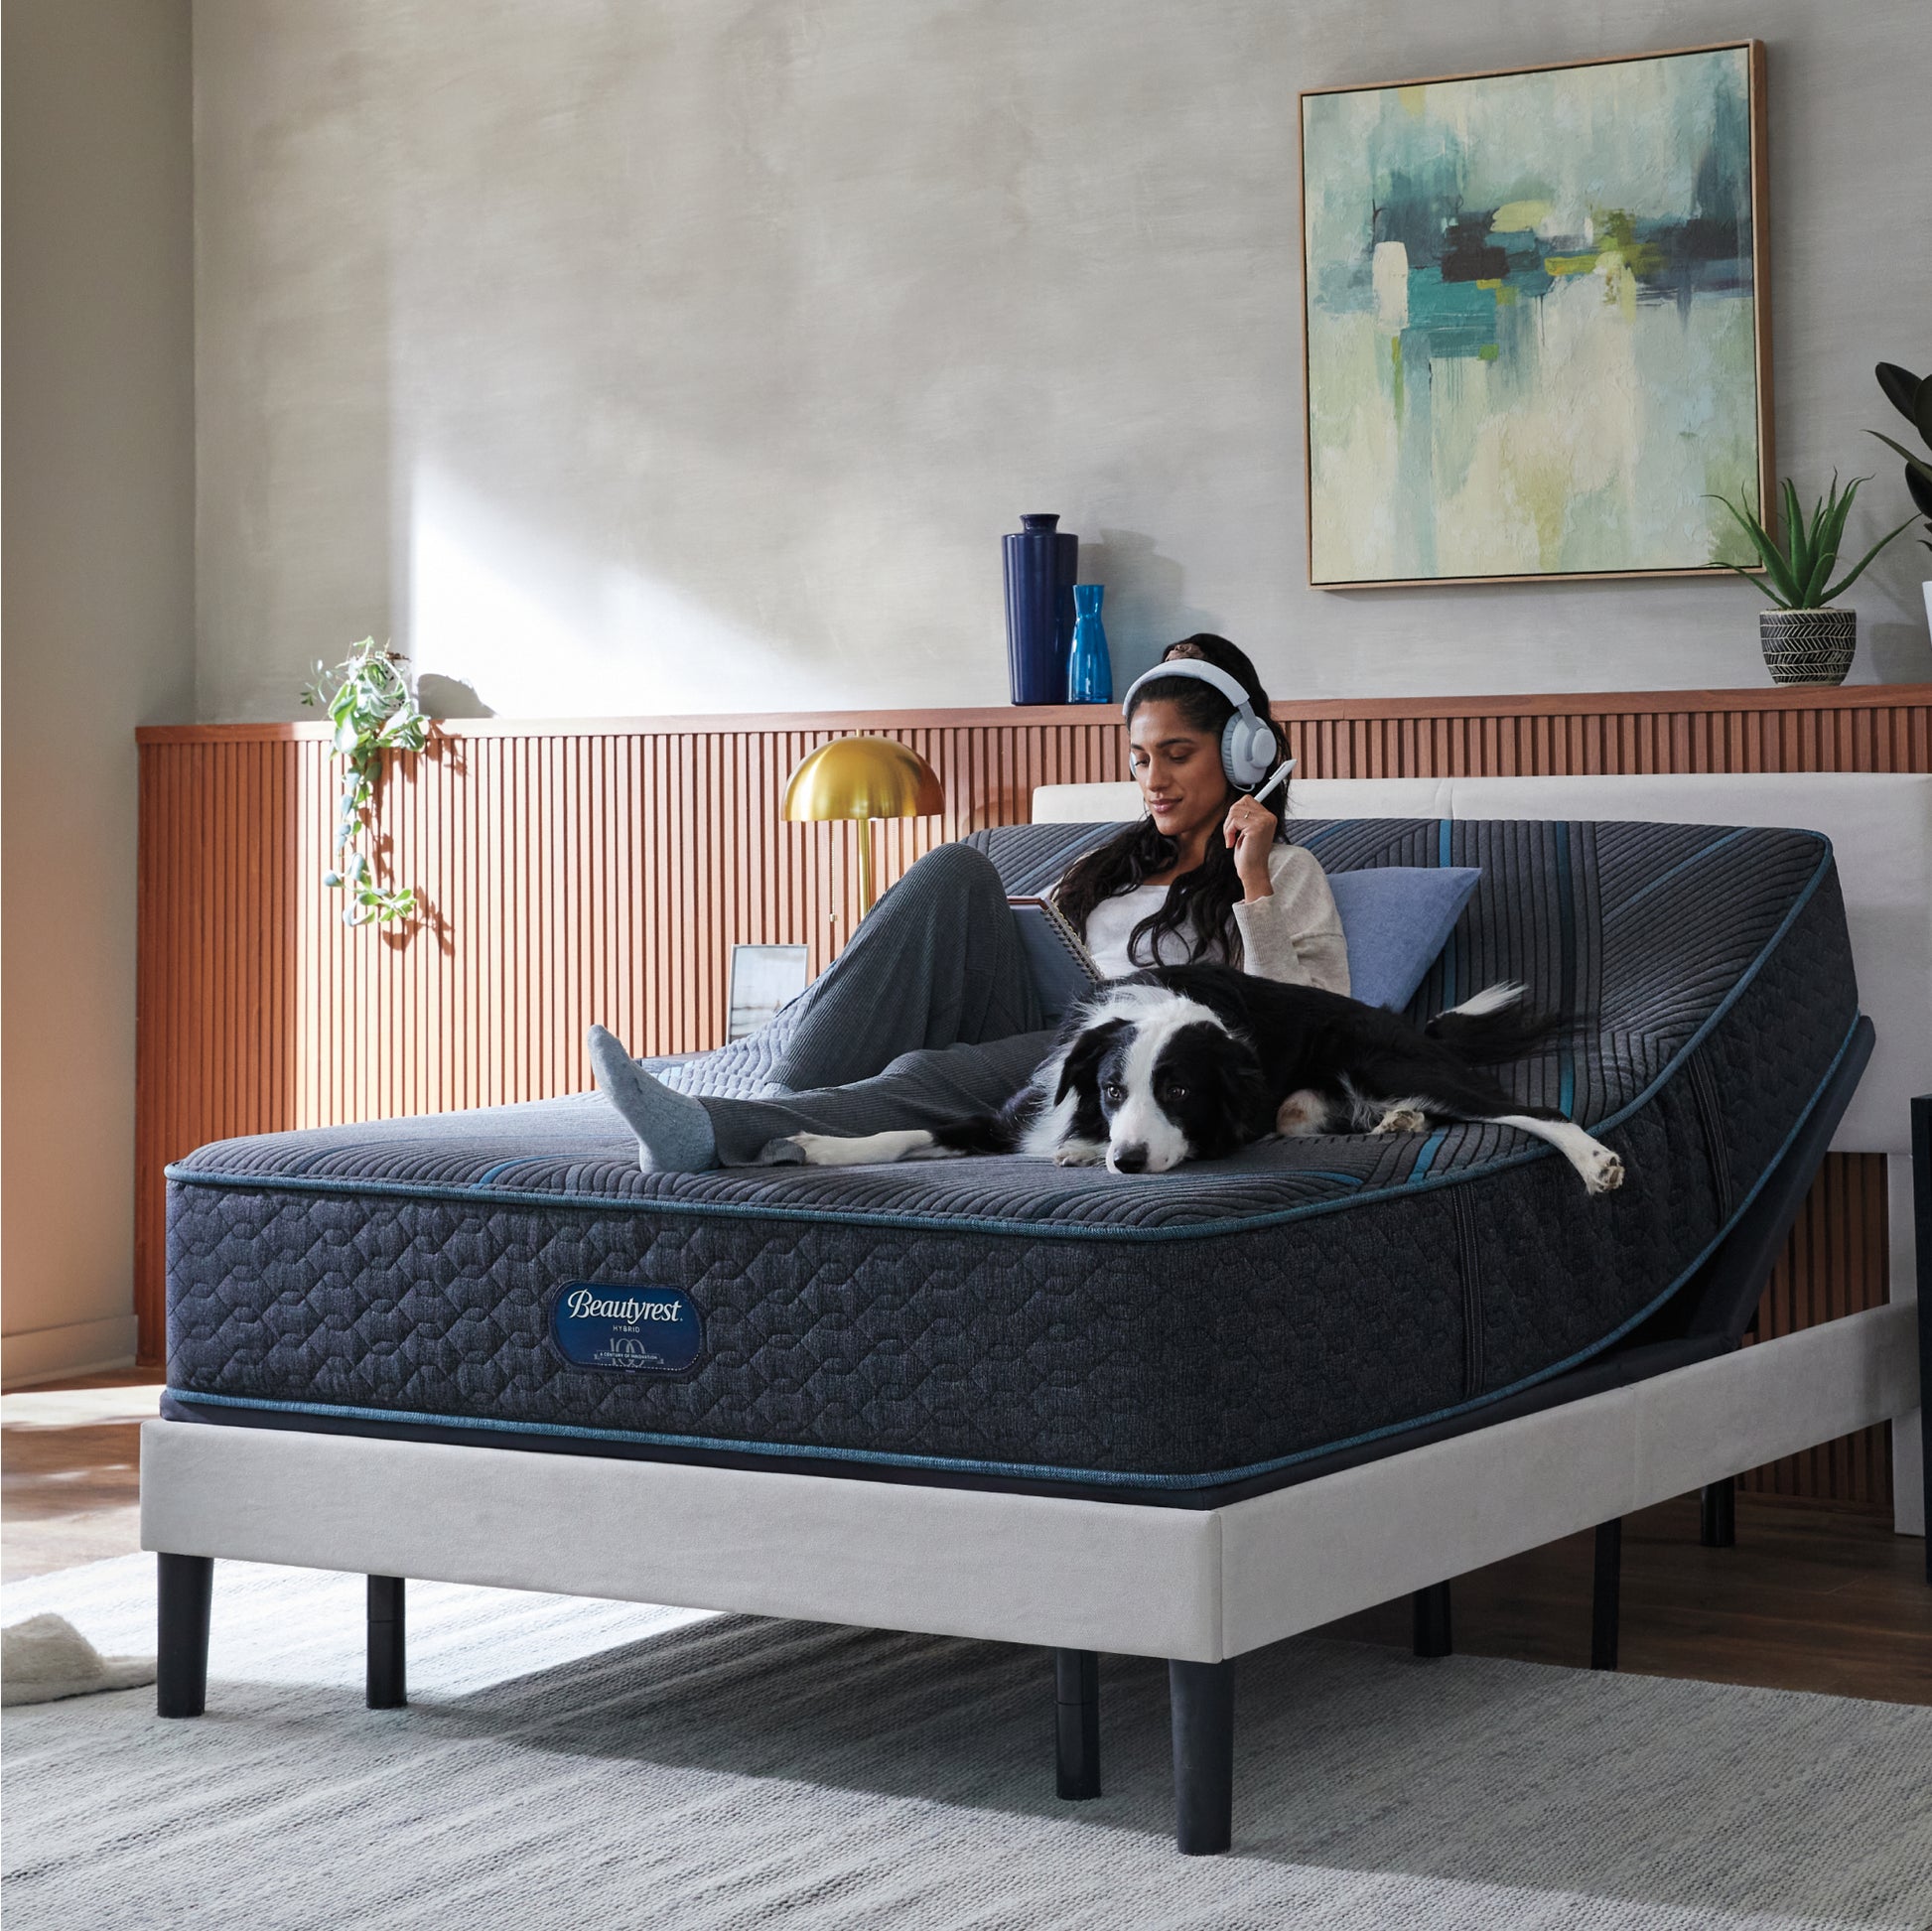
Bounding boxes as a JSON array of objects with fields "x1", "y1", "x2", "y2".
[{"x1": 1221, "y1": 710, "x2": 1275, "y2": 788}]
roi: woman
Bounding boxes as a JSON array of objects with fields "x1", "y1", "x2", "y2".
[
  {"x1": 594, "y1": 635, "x2": 1347, "y2": 1170},
  {"x1": 1056, "y1": 635, "x2": 1346, "y2": 987}
]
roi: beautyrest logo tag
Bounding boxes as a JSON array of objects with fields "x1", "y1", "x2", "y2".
[
  {"x1": 552, "y1": 1282, "x2": 701, "y2": 1373},
  {"x1": 564, "y1": 1290, "x2": 683, "y2": 1323}
]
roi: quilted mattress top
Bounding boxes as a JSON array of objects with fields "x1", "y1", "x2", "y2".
[{"x1": 170, "y1": 817, "x2": 1844, "y2": 1239}]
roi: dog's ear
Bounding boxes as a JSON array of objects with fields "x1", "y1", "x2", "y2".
[
  {"x1": 1056, "y1": 1019, "x2": 1129, "y2": 1104},
  {"x1": 1183, "y1": 971, "x2": 1254, "y2": 1037},
  {"x1": 1205, "y1": 1035, "x2": 1272, "y2": 1143},
  {"x1": 1228, "y1": 1054, "x2": 1274, "y2": 1139}
]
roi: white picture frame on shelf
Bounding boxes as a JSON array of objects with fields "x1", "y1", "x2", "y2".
[{"x1": 728, "y1": 944, "x2": 810, "y2": 1042}]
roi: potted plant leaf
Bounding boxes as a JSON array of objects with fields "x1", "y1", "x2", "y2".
[
  {"x1": 1709, "y1": 476, "x2": 1913, "y2": 685},
  {"x1": 1870, "y1": 360, "x2": 1932, "y2": 639}
]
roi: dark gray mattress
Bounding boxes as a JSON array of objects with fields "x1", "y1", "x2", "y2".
[{"x1": 164, "y1": 817, "x2": 1860, "y2": 1493}]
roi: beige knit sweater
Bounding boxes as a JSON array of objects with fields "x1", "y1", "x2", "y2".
[{"x1": 1071, "y1": 843, "x2": 1350, "y2": 996}]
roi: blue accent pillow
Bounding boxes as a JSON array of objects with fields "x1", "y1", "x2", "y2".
[{"x1": 1326, "y1": 866, "x2": 1482, "y2": 1011}]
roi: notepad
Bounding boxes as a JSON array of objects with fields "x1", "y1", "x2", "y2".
[{"x1": 1009, "y1": 896, "x2": 1104, "y2": 1024}]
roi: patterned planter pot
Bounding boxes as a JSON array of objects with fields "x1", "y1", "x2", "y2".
[{"x1": 1759, "y1": 608, "x2": 1857, "y2": 686}]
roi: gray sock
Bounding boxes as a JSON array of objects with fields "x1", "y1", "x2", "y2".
[{"x1": 589, "y1": 1026, "x2": 718, "y2": 1172}]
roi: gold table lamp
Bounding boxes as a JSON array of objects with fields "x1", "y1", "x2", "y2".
[{"x1": 783, "y1": 736, "x2": 944, "y2": 918}]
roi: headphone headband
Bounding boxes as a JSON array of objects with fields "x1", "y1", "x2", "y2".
[
  {"x1": 1119, "y1": 659, "x2": 1252, "y2": 719},
  {"x1": 1120, "y1": 657, "x2": 1279, "y2": 789}
]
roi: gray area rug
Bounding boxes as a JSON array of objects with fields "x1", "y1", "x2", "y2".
[{"x1": 4, "y1": 1556, "x2": 1929, "y2": 1929}]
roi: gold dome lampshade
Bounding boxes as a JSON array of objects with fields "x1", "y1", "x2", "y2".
[{"x1": 783, "y1": 736, "x2": 944, "y2": 918}]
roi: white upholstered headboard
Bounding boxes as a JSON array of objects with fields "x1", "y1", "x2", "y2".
[{"x1": 1031, "y1": 771, "x2": 1932, "y2": 1157}]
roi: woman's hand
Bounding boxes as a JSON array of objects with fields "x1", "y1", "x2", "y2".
[{"x1": 1223, "y1": 793, "x2": 1280, "y2": 897}]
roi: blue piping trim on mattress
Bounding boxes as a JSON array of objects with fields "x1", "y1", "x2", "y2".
[
  {"x1": 163, "y1": 832, "x2": 1838, "y2": 1245},
  {"x1": 1603, "y1": 827, "x2": 1753, "y2": 925},
  {"x1": 1555, "y1": 825, "x2": 1577, "y2": 1120},
  {"x1": 476, "y1": 1156, "x2": 558, "y2": 1186},
  {"x1": 1436, "y1": 818, "x2": 1459, "y2": 1012},
  {"x1": 165, "y1": 1009, "x2": 1863, "y2": 1495},
  {"x1": 1408, "y1": 1130, "x2": 1448, "y2": 1181}
]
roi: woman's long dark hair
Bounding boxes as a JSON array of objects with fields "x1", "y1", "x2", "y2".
[{"x1": 1053, "y1": 634, "x2": 1288, "y2": 968}]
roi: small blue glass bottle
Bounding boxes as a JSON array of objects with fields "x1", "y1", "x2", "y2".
[{"x1": 1065, "y1": 584, "x2": 1112, "y2": 703}]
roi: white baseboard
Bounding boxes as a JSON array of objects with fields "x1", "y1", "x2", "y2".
[{"x1": 1, "y1": 1314, "x2": 141, "y2": 1390}]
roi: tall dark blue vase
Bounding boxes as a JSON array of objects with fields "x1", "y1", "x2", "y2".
[{"x1": 1002, "y1": 512, "x2": 1078, "y2": 705}]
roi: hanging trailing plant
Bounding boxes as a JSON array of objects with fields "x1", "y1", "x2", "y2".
[{"x1": 300, "y1": 638, "x2": 430, "y2": 926}]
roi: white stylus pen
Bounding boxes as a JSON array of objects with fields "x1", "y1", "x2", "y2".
[{"x1": 1250, "y1": 756, "x2": 1297, "y2": 807}]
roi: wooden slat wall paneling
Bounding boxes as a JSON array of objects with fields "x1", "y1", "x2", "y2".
[
  {"x1": 1738, "y1": 1152, "x2": 1893, "y2": 1508},
  {"x1": 136, "y1": 740, "x2": 300, "y2": 1362},
  {"x1": 135, "y1": 684, "x2": 1931, "y2": 1512}
]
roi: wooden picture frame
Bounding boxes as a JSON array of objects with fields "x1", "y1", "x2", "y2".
[{"x1": 1299, "y1": 41, "x2": 1772, "y2": 590}]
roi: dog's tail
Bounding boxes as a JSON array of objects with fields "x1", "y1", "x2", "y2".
[{"x1": 1425, "y1": 982, "x2": 1565, "y2": 1064}]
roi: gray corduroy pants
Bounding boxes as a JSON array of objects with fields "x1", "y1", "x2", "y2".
[{"x1": 668, "y1": 842, "x2": 1056, "y2": 1166}]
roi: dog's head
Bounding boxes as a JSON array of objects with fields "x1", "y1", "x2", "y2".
[{"x1": 1057, "y1": 994, "x2": 1268, "y2": 1173}]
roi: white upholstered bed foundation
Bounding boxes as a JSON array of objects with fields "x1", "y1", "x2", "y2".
[{"x1": 142, "y1": 770, "x2": 1930, "y2": 1854}]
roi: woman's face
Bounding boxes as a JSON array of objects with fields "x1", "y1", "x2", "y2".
[{"x1": 1128, "y1": 698, "x2": 1234, "y2": 843}]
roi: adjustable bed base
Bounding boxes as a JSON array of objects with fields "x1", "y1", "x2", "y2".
[
  {"x1": 142, "y1": 773, "x2": 1931, "y2": 1855},
  {"x1": 141, "y1": 1279, "x2": 1917, "y2": 1853},
  {"x1": 142, "y1": 1020, "x2": 1922, "y2": 1855}
]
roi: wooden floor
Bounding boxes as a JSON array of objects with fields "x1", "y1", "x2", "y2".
[
  {"x1": 5, "y1": 1372, "x2": 1928, "y2": 1704},
  {"x1": 1329, "y1": 1496, "x2": 1931, "y2": 1706},
  {"x1": 2, "y1": 1371, "x2": 163, "y2": 1581}
]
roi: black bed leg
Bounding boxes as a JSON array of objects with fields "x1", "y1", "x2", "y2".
[
  {"x1": 1169, "y1": 1659, "x2": 1234, "y2": 1856},
  {"x1": 1052, "y1": 1648, "x2": 1100, "y2": 1800},
  {"x1": 1411, "y1": 1580, "x2": 1453, "y2": 1658},
  {"x1": 156, "y1": 1553, "x2": 213, "y2": 1718},
  {"x1": 1590, "y1": 1519, "x2": 1622, "y2": 1671},
  {"x1": 1700, "y1": 1477, "x2": 1736, "y2": 1548},
  {"x1": 367, "y1": 1576, "x2": 407, "y2": 1709}
]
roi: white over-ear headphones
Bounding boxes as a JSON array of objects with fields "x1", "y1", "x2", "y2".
[{"x1": 1120, "y1": 659, "x2": 1282, "y2": 789}]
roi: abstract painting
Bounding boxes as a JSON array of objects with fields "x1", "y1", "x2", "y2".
[{"x1": 1301, "y1": 43, "x2": 1769, "y2": 587}]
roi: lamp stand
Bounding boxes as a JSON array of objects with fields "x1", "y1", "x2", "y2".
[{"x1": 856, "y1": 816, "x2": 877, "y2": 920}]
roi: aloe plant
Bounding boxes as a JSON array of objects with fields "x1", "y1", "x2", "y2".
[
  {"x1": 1709, "y1": 475, "x2": 1913, "y2": 609},
  {"x1": 1871, "y1": 361, "x2": 1932, "y2": 554},
  {"x1": 299, "y1": 638, "x2": 430, "y2": 926}
]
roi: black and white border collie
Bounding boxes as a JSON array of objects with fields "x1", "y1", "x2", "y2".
[{"x1": 784, "y1": 964, "x2": 1625, "y2": 1196}]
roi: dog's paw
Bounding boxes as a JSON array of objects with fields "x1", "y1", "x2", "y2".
[
  {"x1": 1053, "y1": 1139, "x2": 1105, "y2": 1167},
  {"x1": 782, "y1": 1127, "x2": 938, "y2": 1169},
  {"x1": 1373, "y1": 1105, "x2": 1429, "y2": 1135},
  {"x1": 1583, "y1": 1147, "x2": 1625, "y2": 1196},
  {"x1": 1275, "y1": 1090, "x2": 1326, "y2": 1137}
]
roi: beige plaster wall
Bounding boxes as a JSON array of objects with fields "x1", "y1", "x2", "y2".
[
  {"x1": 3, "y1": 0, "x2": 197, "y2": 1381},
  {"x1": 192, "y1": 0, "x2": 1931, "y2": 723}
]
